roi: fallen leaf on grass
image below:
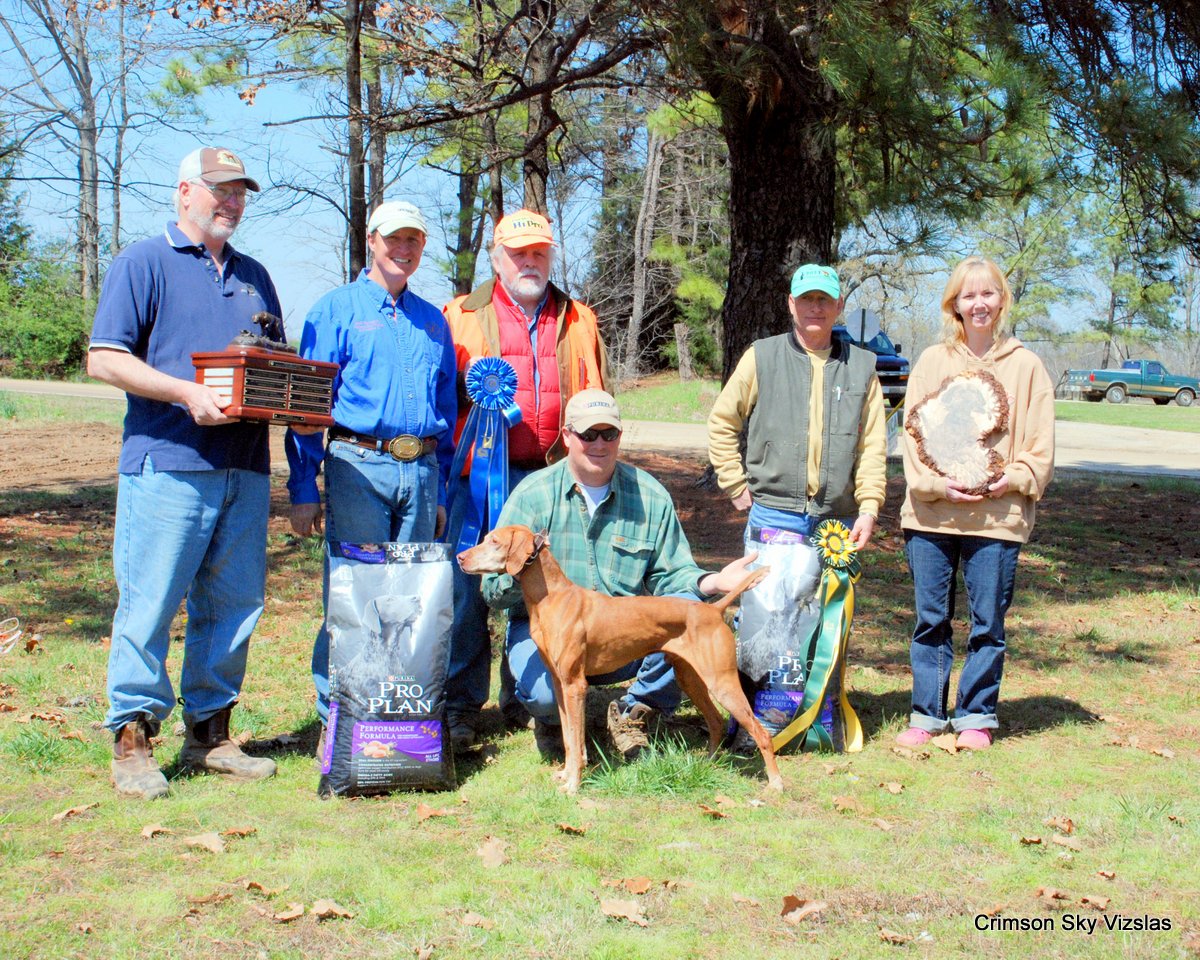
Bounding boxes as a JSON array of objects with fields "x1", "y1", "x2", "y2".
[
  {"x1": 878, "y1": 926, "x2": 911, "y2": 944},
  {"x1": 891, "y1": 745, "x2": 929, "y2": 761},
  {"x1": 872, "y1": 819, "x2": 894, "y2": 832},
  {"x1": 311, "y1": 899, "x2": 354, "y2": 920},
  {"x1": 0, "y1": 703, "x2": 15, "y2": 713},
  {"x1": 832, "y1": 796, "x2": 865, "y2": 815},
  {"x1": 1051, "y1": 835, "x2": 1082, "y2": 851},
  {"x1": 1080, "y1": 895, "x2": 1110, "y2": 911},
  {"x1": 184, "y1": 833, "x2": 225, "y2": 854},
  {"x1": 732, "y1": 893, "x2": 760, "y2": 907},
  {"x1": 416, "y1": 803, "x2": 450, "y2": 822},
  {"x1": 980, "y1": 903, "x2": 1004, "y2": 917},
  {"x1": 1035, "y1": 886, "x2": 1071, "y2": 908},
  {"x1": 221, "y1": 826, "x2": 257, "y2": 838},
  {"x1": 780, "y1": 896, "x2": 826, "y2": 924},
  {"x1": 24, "y1": 635, "x2": 40, "y2": 654},
  {"x1": 600, "y1": 898, "x2": 649, "y2": 926},
  {"x1": 556, "y1": 822, "x2": 586, "y2": 836},
  {"x1": 1097, "y1": 870, "x2": 1116, "y2": 881},
  {"x1": 272, "y1": 903, "x2": 305, "y2": 923},
  {"x1": 141, "y1": 823, "x2": 170, "y2": 839},
  {"x1": 415, "y1": 948, "x2": 435, "y2": 960},
  {"x1": 61, "y1": 729, "x2": 86, "y2": 742},
  {"x1": 612, "y1": 877, "x2": 652, "y2": 895},
  {"x1": 31, "y1": 710, "x2": 66, "y2": 725},
  {"x1": 1044, "y1": 816, "x2": 1074, "y2": 834},
  {"x1": 1020, "y1": 836, "x2": 1043, "y2": 845},
  {"x1": 461, "y1": 911, "x2": 495, "y2": 930},
  {"x1": 698, "y1": 804, "x2": 728, "y2": 819},
  {"x1": 1151, "y1": 747, "x2": 1176, "y2": 759},
  {"x1": 476, "y1": 836, "x2": 508, "y2": 868},
  {"x1": 244, "y1": 880, "x2": 287, "y2": 896},
  {"x1": 187, "y1": 891, "x2": 232, "y2": 905},
  {"x1": 930, "y1": 733, "x2": 958, "y2": 754},
  {"x1": 52, "y1": 803, "x2": 98, "y2": 823},
  {"x1": 76, "y1": 922, "x2": 93, "y2": 934},
  {"x1": 879, "y1": 781, "x2": 904, "y2": 795}
]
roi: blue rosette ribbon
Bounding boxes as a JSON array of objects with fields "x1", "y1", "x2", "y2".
[
  {"x1": 445, "y1": 357, "x2": 523, "y2": 552},
  {"x1": 771, "y1": 519, "x2": 864, "y2": 753}
]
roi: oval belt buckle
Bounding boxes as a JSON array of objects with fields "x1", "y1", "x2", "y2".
[{"x1": 387, "y1": 434, "x2": 422, "y2": 461}]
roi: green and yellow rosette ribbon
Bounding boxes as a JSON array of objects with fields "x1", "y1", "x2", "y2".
[{"x1": 771, "y1": 519, "x2": 864, "y2": 753}]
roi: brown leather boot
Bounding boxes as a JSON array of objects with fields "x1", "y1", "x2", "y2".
[
  {"x1": 179, "y1": 706, "x2": 276, "y2": 781},
  {"x1": 111, "y1": 716, "x2": 169, "y2": 800}
]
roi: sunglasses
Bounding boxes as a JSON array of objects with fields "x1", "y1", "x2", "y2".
[{"x1": 571, "y1": 426, "x2": 621, "y2": 442}]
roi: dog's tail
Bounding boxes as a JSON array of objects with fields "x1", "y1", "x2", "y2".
[{"x1": 711, "y1": 566, "x2": 769, "y2": 614}]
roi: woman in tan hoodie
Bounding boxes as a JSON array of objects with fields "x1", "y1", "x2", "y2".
[{"x1": 897, "y1": 257, "x2": 1055, "y2": 751}]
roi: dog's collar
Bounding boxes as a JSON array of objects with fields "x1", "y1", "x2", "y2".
[{"x1": 524, "y1": 530, "x2": 548, "y2": 567}]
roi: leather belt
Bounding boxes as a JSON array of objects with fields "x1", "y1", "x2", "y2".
[{"x1": 329, "y1": 427, "x2": 437, "y2": 462}]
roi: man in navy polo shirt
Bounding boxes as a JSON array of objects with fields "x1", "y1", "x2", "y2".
[
  {"x1": 285, "y1": 199, "x2": 457, "y2": 732},
  {"x1": 88, "y1": 146, "x2": 281, "y2": 800}
]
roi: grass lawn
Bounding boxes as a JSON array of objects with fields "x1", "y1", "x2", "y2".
[
  {"x1": 614, "y1": 374, "x2": 723, "y2": 424},
  {"x1": 0, "y1": 389, "x2": 126, "y2": 429},
  {"x1": 1, "y1": 399, "x2": 1198, "y2": 958},
  {"x1": 615, "y1": 374, "x2": 1200, "y2": 434},
  {"x1": 1055, "y1": 400, "x2": 1200, "y2": 434}
]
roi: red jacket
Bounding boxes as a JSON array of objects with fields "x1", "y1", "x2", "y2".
[{"x1": 444, "y1": 279, "x2": 607, "y2": 469}]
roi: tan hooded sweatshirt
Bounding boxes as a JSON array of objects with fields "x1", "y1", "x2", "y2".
[{"x1": 900, "y1": 336, "x2": 1055, "y2": 544}]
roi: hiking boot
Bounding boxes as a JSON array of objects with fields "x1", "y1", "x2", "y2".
[
  {"x1": 896, "y1": 727, "x2": 934, "y2": 748},
  {"x1": 179, "y1": 706, "x2": 276, "y2": 781},
  {"x1": 111, "y1": 716, "x2": 169, "y2": 800},
  {"x1": 448, "y1": 713, "x2": 478, "y2": 753},
  {"x1": 502, "y1": 701, "x2": 535, "y2": 732},
  {"x1": 607, "y1": 700, "x2": 654, "y2": 760},
  {"x1": 727, "y1": 723, "x2": 759, "y2": 758},
  {"x1": 533, "y1": 719, "x2": 565, "y2": 761},
  {"x1": 499, "y1": 657, "x2": 534, "y2": 731},
  {"x1": 956, "y1": 728, "x2": 993, "y2": 751}
]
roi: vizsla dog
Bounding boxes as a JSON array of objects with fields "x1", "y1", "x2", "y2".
[{"x1": 458, "y1": 525, "x2": 784, "y2": 794}]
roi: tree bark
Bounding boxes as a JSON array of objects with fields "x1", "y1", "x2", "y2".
[
  {"x1": 674, "y1": 322, "x2": 694, "y2": 380},
  {"x1": 522, "y1": 0, "x2": 556, "y2": 213},
  {"x1": 365, "y1": 0, "x2": 385, "y2": 214},
  {"x1": 346, "y1": 0, "x2": 366, "y2": 276},
  {"x1": 621, "y1": 129, "x2": 665, "y2": 381},
  {"x1": 691, "y1": 2, "x2": 837, "y2": 381}
]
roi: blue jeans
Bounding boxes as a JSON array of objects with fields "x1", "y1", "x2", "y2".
[
  {"x1": 504, "y1": 597, "x2": 690, "y2": 725},
  {"x1": 904, "y1": 531, "x2": 1020, "y2": 733},
  {"x1": 444, "y1": 466, "x2": 534, "y2": 719},
  {"x1": 312, "y1": 440, "x2": 439, "y2": 720},
  {"x1": 104, "y1": 461, "x2": 269, "y2": 731}
]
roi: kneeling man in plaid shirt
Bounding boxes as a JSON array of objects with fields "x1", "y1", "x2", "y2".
[{"x1": 480, "y1": 389, "x2": 754, "y2": 760}]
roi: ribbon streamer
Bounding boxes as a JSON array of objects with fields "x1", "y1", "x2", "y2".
[
  {"x1": 771, "y1": 520, "x2": 864, "y2": 753},
  {"x1": 445, "y1": 358, "x2": 522, "y2": 552}
]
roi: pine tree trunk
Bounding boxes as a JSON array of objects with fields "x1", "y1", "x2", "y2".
[
  {"x1": 719, "y1": 103, "x2": 835, "y2": 381},
  {"x1": 345, "y1": 0, "x2": 366, "y2": 277}
]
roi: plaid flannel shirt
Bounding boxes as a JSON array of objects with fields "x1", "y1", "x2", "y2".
[{"x1": 481, "y1": 459, "x2": 708, "y2": 614}]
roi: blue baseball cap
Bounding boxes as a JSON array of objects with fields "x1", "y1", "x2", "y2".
[{"x1": 790, "y1": 264, "x2": 841, "y2": 299}]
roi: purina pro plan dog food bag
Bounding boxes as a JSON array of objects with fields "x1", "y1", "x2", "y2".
[{"x1": 320, "y1": 542, "x2": 456, "y2": 795}]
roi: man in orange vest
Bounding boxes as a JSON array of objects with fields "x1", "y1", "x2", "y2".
[{"x1": 443, "y1": 209, "x2": 607, "y2": 750}]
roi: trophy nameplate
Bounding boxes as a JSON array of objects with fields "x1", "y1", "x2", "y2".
[{"x1": 192, "y1": 314, "x2": 337, "y2": 426}]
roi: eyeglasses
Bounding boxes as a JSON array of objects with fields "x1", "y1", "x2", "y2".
[
  {"x1": 192, "y1": 180, "x2": 249, "y2": 206},
  {"x1": 570, "y1": 426, "x2": 621, "y2": 442}
]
